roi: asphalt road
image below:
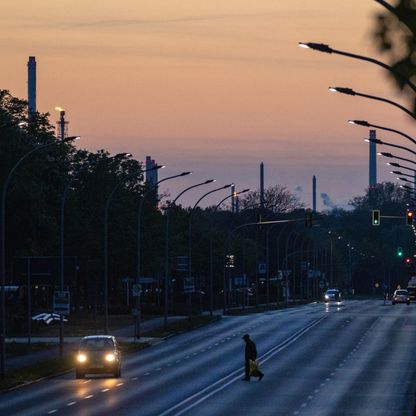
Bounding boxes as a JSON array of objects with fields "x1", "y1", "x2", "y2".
[{"x1": 1, "y1": 299, "x2": 416, "y2": 416}]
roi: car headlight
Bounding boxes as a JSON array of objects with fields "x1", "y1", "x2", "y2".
[
  {"x1": 324, "y1": 295, "x2": 329, "y2": 299},
  {"x1": 105, "y1": 353, "x2": 115, "y2": 362},
  {"x1": 77, "y1": 354, "x2": 87, "y2": 363}
]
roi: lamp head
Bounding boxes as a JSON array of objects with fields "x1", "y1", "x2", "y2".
[
  {"x1": 63, "y1": 135, "x2": 80, "y2": 143},
  {"x1": 378, "y1": 152, "x2": 393, "y2": 158},
  {"x1": 181, "y1": 171, "x2": 192, "y2": 176},
  {"x1": 205, "y1": 179, "x2": 216, "y2": 184},
  {"x1": 298, "y1": 42, "x2": 332, "y2": 53},
  {"x1": 328, "y1": 87, "x2": 356, "y2": 95},
  {"x1": 387, "y1": 162, "x2": 400, "y2": 167},
  {"x1": 348, "y1": 119, "x2": 369, "y2": 127}
]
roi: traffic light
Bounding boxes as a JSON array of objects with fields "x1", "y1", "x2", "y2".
[
  {"x1": 397, "y1": 247, "x2": 403, "y2": 257},
  {"x1": 305, "y1": 211, "x2": 313, "y2": 228},
  {"x1": 406, "y1": 257, "x2": 412, "y2": 266},
  {"x1": 372, "y1": 210, "x2": 380, "y2": 226},
  {"x1": 406, "y1": 210, "x2": 414, "y2": 225}
]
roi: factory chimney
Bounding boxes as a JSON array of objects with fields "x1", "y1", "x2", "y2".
[{"x1": 27, "y1": 56, "x2": 36, "y2": 118}]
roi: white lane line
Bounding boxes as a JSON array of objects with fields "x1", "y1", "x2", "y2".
[
  {"x1": 67, "y1": 402, "x2": 76, "y2": 407},
  {"x1": 85, "y1": 395, "x2": 94, "y2": 399},
  {"x1": 101, "y1": 388, "x2": 110, "y2": 392},
  {"x1": 155, "y1": 368, "x2": 162, "y2": 371},
  {"x1": 82, "y1": 380, "x2": 91, "y2": 384},
  {"x1": 132, "y1": 377, "x2": 138, "y2": 380},
  {"x1": 167, "y1": 363, "x2": 172, "y2": 367},
  {"x1": 176, "y1": 360, "x2": 181, "y2": 363},
  {"x1": 116, "y1": 382, "x2": 124, "y2": 386},
  {"x1": 159, "y1": 316, "x2": 326, "y2": 416},
  {"x1": 144, "y1": 372, "x2": 151, "y2": 376},
  {"x1": 308, "y1": 395, "x2": 313, "y2": 400},
  {"x1": 47, "y1": 411, "x2": 58, "y2": 414},
  {"x1": 301, "y1": 403, "x2": 307, "y2": 408}
]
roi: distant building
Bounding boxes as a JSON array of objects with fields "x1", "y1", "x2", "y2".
[
  {"x1": 27, "y1": 56, "x2": 36, "y2": 118},
  {"x1": 145, "y1": 156, "x2": 158, "y2": 187},
  {"x1": 369, "y1": 129, "x2": 377, "y2": 188}
]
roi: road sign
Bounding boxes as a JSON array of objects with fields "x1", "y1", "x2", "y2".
[
  {"x1": 183, "y1": 277, "x2": 195, "y2": 293},
  {"x1": 132, "y1": 284, "x2": 142, "y2": 297},
  {"x1": 176, "y1": 256, "x2": 188, "y2": 272},
  {"x1": 53, "y1": 291, "x2": 70, "y2": 315}
]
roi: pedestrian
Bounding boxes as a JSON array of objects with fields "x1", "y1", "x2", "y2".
[{"x1": 242, "y1": 334, "x2": 264, "y2": 381}]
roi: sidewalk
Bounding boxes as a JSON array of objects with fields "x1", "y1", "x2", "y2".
[{"x1": 5, "y1": 315, "x2": 188, "y2": 372}]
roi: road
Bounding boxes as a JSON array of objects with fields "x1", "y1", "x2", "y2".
[{"x1": 1, "y1": 299, "x2": 416, "y2": 416}]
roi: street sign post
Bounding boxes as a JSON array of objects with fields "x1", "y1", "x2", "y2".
[
  {"x1": 53, "y1": 291, "x2": 70, "y2": 315},
  {"x1": 183, "y1": 277, "x2": 195, "y2": 293}
]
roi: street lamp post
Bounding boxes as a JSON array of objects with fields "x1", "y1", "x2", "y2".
[
  {"x1": 164, "y1": 180, "x2": 215, "y2": 328},
  {"x1": 187, "y1": 184, "x2": 232, "y2": 318},
  {"x1": 135, "y1": 171, "x2": 191, "y2": 339},
  {"x1": 328, "y1": 87, "x2": 416, "y2": 120},
  {"x1": 299, "y1": 42, "x2": 416, "y2": 93},
  {"x1": 365, "y1": 137, "x2": 416, "y2": 157},
  {"x1": 104, "y1": 164, "x2": 163, "y2": 334},
  {"x1": 209, "y1": 189, "x2": 249, "y2": 316},
  {"x1": 0, "y1": 135, "x2": 79, "y2": 379},
  {"x1": 348, "y1": 120, "x2": 416, "y2": 146}
]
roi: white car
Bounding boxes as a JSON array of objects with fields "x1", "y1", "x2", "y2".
[
  {"x1": 392, "y1": 289, "x2": 410, "y2": 305},
  {"x1": 324, "y1": 289, "x2": 342, "y2": 304}
]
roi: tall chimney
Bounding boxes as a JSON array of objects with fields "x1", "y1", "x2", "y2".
[
  {"x1": 369, "y1": 129, "x2": 377, "y2": 188},
  {"x1": 260, "y1": 162, "x2": 265, "y2": 209},
  {"x1": 27, "y1": 56, "x2": 36, "y2": 118},
  {"x1": 231, "y1": 184, "x2": 236, "y2": 213},
  {"x1": 312, "y1": 175, "x2": 317, "y2": 212}
]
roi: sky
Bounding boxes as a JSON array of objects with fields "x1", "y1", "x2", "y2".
[{"x1": 1, "y1": 0, "x2": 415, "y2": 210}]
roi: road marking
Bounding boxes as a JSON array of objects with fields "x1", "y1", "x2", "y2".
[
  {"x1": 116, "y1": 382, "x2": 124, "y2": 386},
  {"x1": 144, "y1": 372, "x2": 151, "y2": 376},
  {"x1": 47, "y1": 411, "x2": 58, "y2": 414},
  {"x1": 155, "y1": 368, "x2": 162, "y2": 371},
  {"x1": 101, "y1": 389, "x2": 110, "y2": 392},
  {"x1": 132, "y1": 377, "x2": 138, "y2": 380},
  {"x1": 159, "y1": 316, "x2": 326, "y2": 416},
  {"x1": 301, "y1": 403, "x2": 307, "y2": 408},
  {"x1": 82, "y1": 380, "x2": 91, "y2": 384},
  {"x1": 67, "y1": 402, "x2": 76, "y2": 407},
  {"x1": 85, "y1": 395, "x2": 93, "y2": 399}
]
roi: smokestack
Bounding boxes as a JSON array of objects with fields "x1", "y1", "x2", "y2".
[
  {"x1": 312, "y1": 175, "x2": 317, "y2": 212},
  {"x1": 369, "y1": 129, "x2": 377, "y2": 188},
  {"x1": 260, "y1": 162, "x2": 265, "y2": 209},
  {"x1": 231, "y1": 184, "x2": 236, "y2": 213},
  {"x1": 145, "y1": 156, "x2": 158, "y2": 187},
  {"x1": 27, "y1": 56, "x2": 36, "y2": 118}
]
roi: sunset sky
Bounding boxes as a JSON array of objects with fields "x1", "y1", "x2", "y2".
[{"x1": 1, "y1": 1, "x2": 415, "y2": 209}]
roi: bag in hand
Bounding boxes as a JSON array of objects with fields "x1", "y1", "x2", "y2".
[{"x1": 249, "y1": 359, "x2": 260, "y2": 377}]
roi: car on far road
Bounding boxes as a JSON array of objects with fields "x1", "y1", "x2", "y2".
[
  {"x1": 324, "y1": 289, "x2": 342, "y2": 304},
  {"x1": 75, "y1": 335, "x2": 121, "y2": 379},
  {"x1": 392, "y1": 289, "x2": 410, "y2": 305}
]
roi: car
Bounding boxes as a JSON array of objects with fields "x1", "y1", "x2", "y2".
[
  {"x1": 392, "y1": 289, "x2": 410, "y2": 305},
  {"x1": 75, "y1": 335, "x2": 121, "y2": 379},
  {"x1": 324, "y1": 289, "x2": 342, "y2": 304}
]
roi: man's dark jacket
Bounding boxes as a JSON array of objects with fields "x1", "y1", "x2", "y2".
[{"x1": 245, "y1": 339, "x2": 257, "y2": 361}]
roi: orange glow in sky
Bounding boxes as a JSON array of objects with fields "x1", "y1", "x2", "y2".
[{"x1": 1, "y1": 0, "x2": 415, "y2": 209}]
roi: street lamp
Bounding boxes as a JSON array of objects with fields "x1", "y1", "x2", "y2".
[
  {"x1": 135, "y1": 171, "x2": 192, "y2": 339},
  {"x1": 164, "y1": 180, "x2": 215, "y2": 328},
  {"x1": 187, "y1": 183, "x2": 233, "y2": 317},
  {"x1": 348, "y1": 120, "x2": 416, "y2": 146},
  {"x1": 365, "y1": 137, "x2": 416, "y2": 157},
  {"x1": 377, "y1": 152, "x2": 416, "y2": 167},
  {"x1": 0, "y1": 135, "x2": 79, "y2": 379},
  {"x1": 210, "y1": 189, "x2": 249, "y2": 316},
  {"x1": 299, "y1": 42, "x2": 416, "y2": 93},
  {"x1": 103, "y1": 163, "x2": 164, "y2": 334},
  {"x1": 328, "y1": 87, "x2": 416, "y2": 120}
]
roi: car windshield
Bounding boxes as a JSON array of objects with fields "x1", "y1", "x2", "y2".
[
  {"x1": 396, "y1": 290, "x2": 408, "y2": 295},
  {"x1": 80, "y1": 338, "x2": 114, "y2": 350},
  {"x1": 326, "y1": 290, "x2": 338, "y2": 295}
]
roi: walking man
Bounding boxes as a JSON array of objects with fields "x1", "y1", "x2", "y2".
[{"x1": 242, "y1": 334, "x2": 264, "y2": 381}]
